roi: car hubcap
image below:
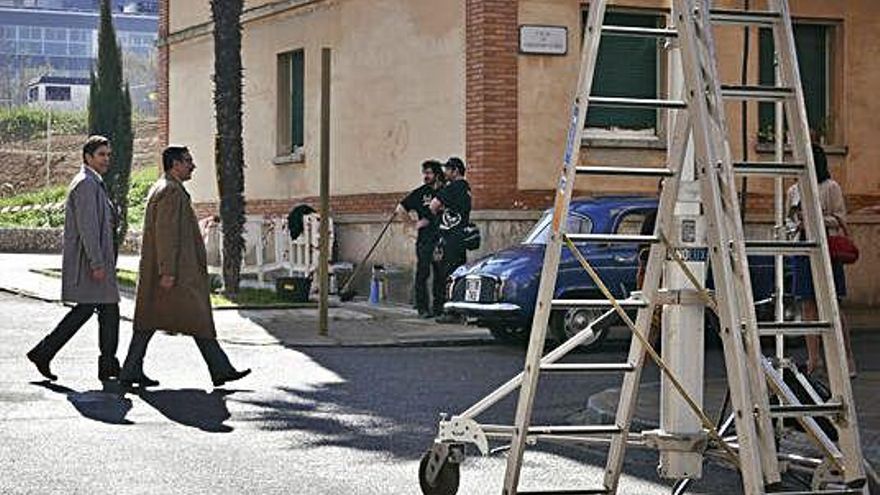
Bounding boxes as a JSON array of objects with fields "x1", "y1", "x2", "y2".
[{"x1": 564, "y1": 308, "x2": 604, "y2": 345}]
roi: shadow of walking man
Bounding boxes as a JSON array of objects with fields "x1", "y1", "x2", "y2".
[
  {"x1": 32, "y1": 381, "x2": 133, "y2": 425},
  {"x1": 137, "y1": 389, "x2": 237, "y2": 433}
]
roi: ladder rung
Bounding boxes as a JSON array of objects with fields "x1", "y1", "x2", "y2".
[
  {"x1": 565, "y1": 234, "x2": 659, "y2": 244},
  {"x1": 551, "y1": 299, "x2": 648, "y2": 309},
  {"x1": 721, "y1": 84, "x2": 793, "y2": 101},
  {"x1": 744, "y1": 240, "x2": 818, "y2": 255},
  {"x1": 481, "y1": 424, "x2": 621, "y2": 436},
  {"x1": 528, "y1": 425, "x2": 622, "y2": 435},
  {"x1": 517, "y1": 489, "x2": 609, "y2": 495},
  {"x1": 589, "y1": 96, "x2": 687, "y2": 109},
  {"x1": 601, "y1": 25, "x2": 677, "y2": 38},
  {"x1": 733, "y1": 162, "x2": 805, "y2": 176},
  {"x1": 710, "y1": 9, "x2": 780, "y2": 27},
  {"x1": 575, "y1": 166, "x2": 675, "y2": 177},
  {"x1": 758, "y1": 321, "x2": 832, "y2": 337},
  {"x1": 769, "y1": 403, "x2": 844, "y2": 418},
  {"x1": 540, "y1": 363, "x2": 634, "y2": 373},
  {"x1": 766, "y1": 490, "x2": 864, "y2": 495}
]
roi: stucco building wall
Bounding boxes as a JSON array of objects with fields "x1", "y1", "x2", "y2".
[{"x1": 161, "y1": 0, "x2": 880, "y2": 306}]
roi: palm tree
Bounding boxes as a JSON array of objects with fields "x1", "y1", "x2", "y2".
[{"x1": 211, "y1": 0, "x2": 246, "y2": 296}]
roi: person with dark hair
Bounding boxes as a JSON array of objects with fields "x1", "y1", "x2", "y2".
[
  {"x1": 118, "y1": 145, "x2": 250, "y2": 388},
  {"x1": 398, "y1": 159, "x2": 445, "y2": 318},
  {"x1": 787, "y1": 137, "x2": 856, "y2": 377},
  {"x1": 26, "y1": 135, "x2": 121, "y2": 382},
  {"x1": 430, "y1": 156, "x2": 472, "y2": 323}
]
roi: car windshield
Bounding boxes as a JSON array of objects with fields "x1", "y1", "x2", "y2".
[{"x1": 522, "y1": 211, "x2": 593, "y2": 245}]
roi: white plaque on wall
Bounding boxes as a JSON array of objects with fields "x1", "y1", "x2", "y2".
[{"x1": 519, "y1": 25, "x2": 568, "y2": 56}]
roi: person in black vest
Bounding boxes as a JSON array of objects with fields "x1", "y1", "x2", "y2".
[
  {"x1": 430, "y1": 157, "x2": 472, "y2": 323},
  {"x1": 398, "y1": 159, "x2": 445, "y2": 318}
]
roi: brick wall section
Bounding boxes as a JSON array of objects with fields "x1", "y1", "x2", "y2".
[
  {"x1": 193, "y1": 193, "x2": 409, "y2": 219},
  {"x1": 157, "y1": 0, "x2": 170, "y2": 147},
  {"x1": 465, "y1": 0, "x2": 519, "y2": 210},
  {"x1": 193, "y1": 190, "x2": 557, "y2": 219}
]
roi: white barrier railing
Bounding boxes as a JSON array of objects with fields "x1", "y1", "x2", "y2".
[{"x1": 203, "y1": 213, "x2": 334, "y2": 283}]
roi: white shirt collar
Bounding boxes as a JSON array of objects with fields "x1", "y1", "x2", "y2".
[{"x1": 83, "y1": 164, "x2": 104, "y2": 182}]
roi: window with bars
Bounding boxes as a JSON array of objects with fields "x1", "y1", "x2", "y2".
[
  {"x1": 277, "y1": 49, "x2": 305, "y2": 157},
  {"x1": 758, "y1": 24, "x2": 832, "y2": 142},
  {"x1": 45, "y1": 86, "x2": 71, "y2": 101},
  {"x1": 585, "y1": 11, "x2": 664, "y2": 132}
]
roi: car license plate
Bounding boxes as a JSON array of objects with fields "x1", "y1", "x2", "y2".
[{"x1": 465, "y1": 278, "x2": 482, "y2": 302}]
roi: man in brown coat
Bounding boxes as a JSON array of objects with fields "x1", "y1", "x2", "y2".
[{"x1": 118, "y1": 145, "x2": 250, "y2": 388}]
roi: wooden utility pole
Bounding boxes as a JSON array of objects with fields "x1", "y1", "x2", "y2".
[{"x1": 318, "y1": 47, "x2": 331, "y2": 336}]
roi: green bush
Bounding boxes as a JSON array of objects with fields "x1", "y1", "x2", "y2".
[
  {"x1": 126, "y1": 166, "x2": 160, "y2": 229},
  {"x1": 0, "y1": 184, "x2": 68, "y2": 228},
  {"x1": 0, "y1": 165, "x2": 159, "y2": 229},
  {"x1": 0, "y1": 107, "x2": 88, "y2": 144}
]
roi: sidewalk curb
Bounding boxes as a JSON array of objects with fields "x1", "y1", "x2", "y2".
[{"x1": 1, "y1": 286, "x2": 497, "y2": 349}]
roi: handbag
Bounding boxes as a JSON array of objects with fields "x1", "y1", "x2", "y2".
[
  {"x1": 462, "y1": 222, "x2": 481, "y2": 251},
  {"x1": 828, "y1": 215, "x2": 859, "y2": 264}
]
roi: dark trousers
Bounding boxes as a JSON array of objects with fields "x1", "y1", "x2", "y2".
[
  {"x1": 30, "y1": 303, "x2": 119, "y2": 361},
  {"x1": 438, "y1": 235, "x2": 467, "y2": 313},
  {"x1": 415, "y1": 239, "x2": 445, "y2": 314},
  {"x1": 121, "y1": 330, "x2": 236, "y2": 380}
]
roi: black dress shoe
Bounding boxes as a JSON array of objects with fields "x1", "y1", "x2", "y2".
[
  {"x1": 98, "y1": 356, "x2": 121, "y2": 381},
  {"x1": 417, "y1": 309, "x2": 434, "y2": 319},
  {"x1": 212, "y1": 368, "x2": 251, "y2": 387},
  {"x1": 119, "y1": 373, "x2": 160, "y2": 389},
  {"x1": 26, "y1": 349, "x2": 57, "y2": 381}
]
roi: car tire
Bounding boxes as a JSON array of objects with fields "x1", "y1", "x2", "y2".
[
  {"x1": 549, "y1": 308, "x2": 611, "y2": 352},
  {"x1": 488, "y1": 325, "x2": 530, "y2": 346}
]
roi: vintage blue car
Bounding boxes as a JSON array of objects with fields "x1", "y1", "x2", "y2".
[{"x1": 444, "y1": 196, "x2": 780, "y2": 349}]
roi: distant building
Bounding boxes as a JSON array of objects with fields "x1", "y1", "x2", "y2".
[
  {"x1": 26, "y1": 75, "x2": 89, "y2": 110},
  {"x1": 0, "y1": 0, "x2": 157, "y2": 107}
]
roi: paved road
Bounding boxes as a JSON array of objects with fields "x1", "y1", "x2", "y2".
[{"x1": 0, "y1": 292, "x2": 798, "y2": 494}]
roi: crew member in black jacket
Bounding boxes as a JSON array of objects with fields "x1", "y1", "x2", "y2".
[
  {"x1": 398, "y1": 160, "x2": 445, "y2": 318},
  {"x1": 430, "y1": 157, "x2": 472, "y2": 323}
]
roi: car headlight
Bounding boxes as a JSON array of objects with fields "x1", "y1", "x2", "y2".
[{"x1": 495, "y1": 276, "x2": 507, "y2": 301}]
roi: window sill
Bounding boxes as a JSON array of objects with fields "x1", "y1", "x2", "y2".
[
  {"x1": 754, "y1": 142, "x2": 849, "y2": 156},
  {"x1": 272, "y1": 149, "x2": 305, "y2": 166},
  {"x1": 581, "y1": 134, "x2": 666, "y2": 150}
]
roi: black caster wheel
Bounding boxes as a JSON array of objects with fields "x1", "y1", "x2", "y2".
[{"x1": 418, "y1": 449, "x2": 460, "y2": 495}]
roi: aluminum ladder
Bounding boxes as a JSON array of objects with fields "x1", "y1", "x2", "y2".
[{"x1": 418, "y1": 1, "x2": 868, "y2": 494}]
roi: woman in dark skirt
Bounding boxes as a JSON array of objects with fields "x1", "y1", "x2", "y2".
[{"x1": 787, "y1": 142, "x2": 856, "y2": 378}]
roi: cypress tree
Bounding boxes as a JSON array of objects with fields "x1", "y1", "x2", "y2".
[{"x1": 88, "y1": 0, "x2": 134, "y2": 250}]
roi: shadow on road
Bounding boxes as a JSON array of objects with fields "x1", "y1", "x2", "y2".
[
  {"x1": 235, "y1": 345, "x2": 596, "y2": 458},
  {"x1": 137, "y1": 388, "x2": 239, "y2": 433},
  {"x1": 33, "y1": 381, "x2": 133, "y2": 425}
]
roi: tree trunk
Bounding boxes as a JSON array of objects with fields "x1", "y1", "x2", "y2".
[{"x1": 211, "y1": 0, "x2": 246, "y2": 297}]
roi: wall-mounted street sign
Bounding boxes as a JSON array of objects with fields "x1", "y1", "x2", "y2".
[{"x1": 519, "y1": 25, "x2": 568, "y2": 56}]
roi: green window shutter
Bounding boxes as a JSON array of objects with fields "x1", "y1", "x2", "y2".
[
  {"x1": 795, "y1": 24, "x2": 828, "y2": 133},
  {"x1": 290, "y1": 50, "x2": 305, "y2": 150},
  {"x1": 758, "y1": 28, "x2": 776, "y2": 139},
  {"x1": 759, "y1": 25, "x2": 827, "y2": 139},
  {"x1": 586, "y1": 12, "x2": 660, "y2": 130}
]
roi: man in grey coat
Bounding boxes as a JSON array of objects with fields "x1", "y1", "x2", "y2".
[{"x1": 26, "y1": 135, "x2": 121, "y2": 382}]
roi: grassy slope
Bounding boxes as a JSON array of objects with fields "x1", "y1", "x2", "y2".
[{"x1": 0, "y1": 167, "x2": 159, "y2": 229}]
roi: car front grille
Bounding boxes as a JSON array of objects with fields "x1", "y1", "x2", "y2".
[{"x1": 451, "y1": 276, "x2": 499, "y2": 303}]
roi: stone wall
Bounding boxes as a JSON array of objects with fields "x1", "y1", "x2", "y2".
[
  {"x1": 0, "y1": 228, "x2": 142, "y2": 255},
  {"x1": 333, "y1": 210, "x2": 540, "y2": 304}
]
